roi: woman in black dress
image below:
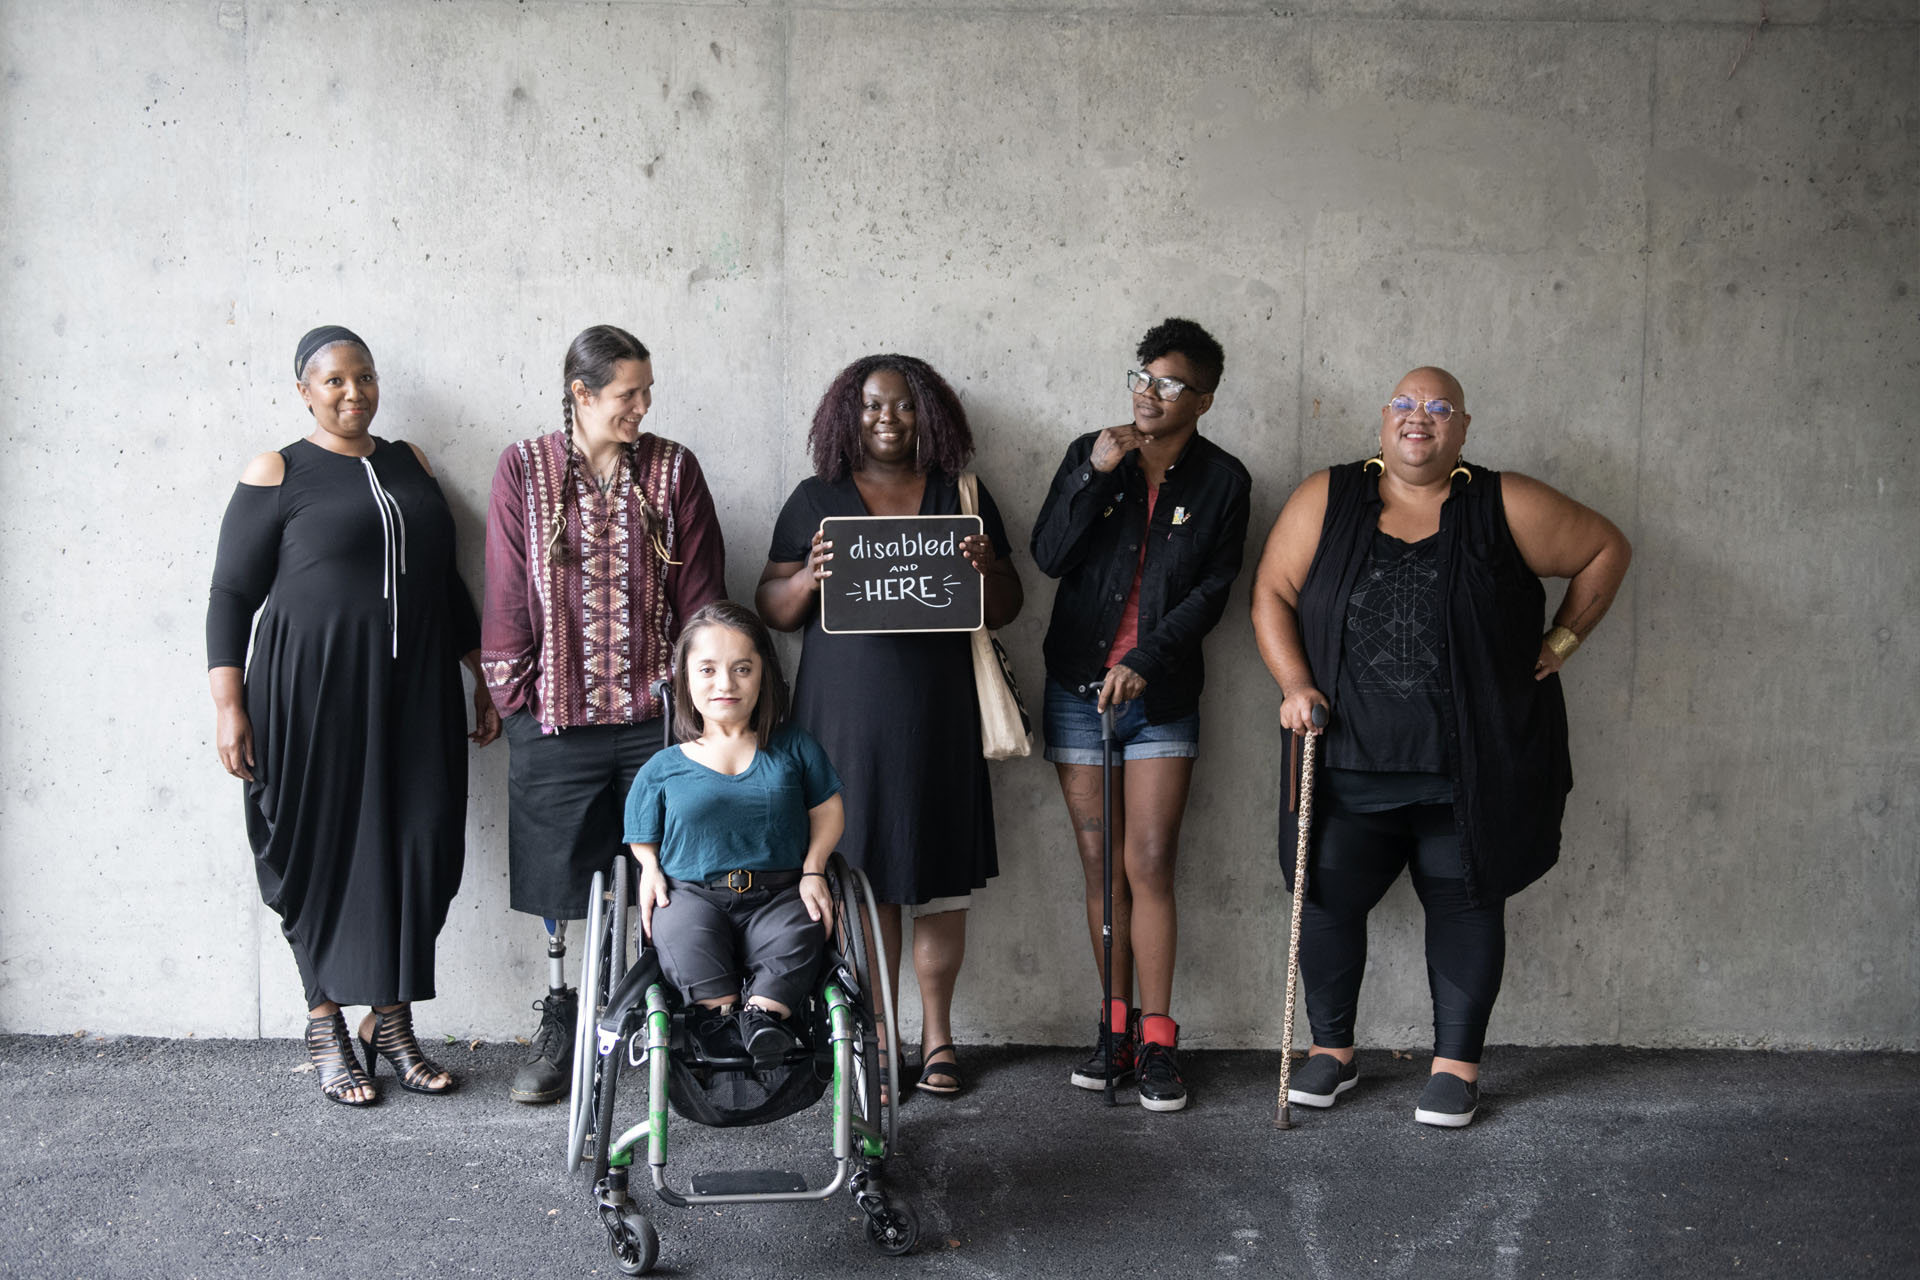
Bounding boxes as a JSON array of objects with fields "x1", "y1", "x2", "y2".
[
  {"x1": 757, "y1": 354, "x2": 1022, "y2": 1097},
  {"x1": 208, "y1": 326, "x2": 500, "y2": 1106}
]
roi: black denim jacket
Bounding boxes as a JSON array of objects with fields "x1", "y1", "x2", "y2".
[{"x1": 1030, "y1": 430, "x2": 1252, "y2": 723}]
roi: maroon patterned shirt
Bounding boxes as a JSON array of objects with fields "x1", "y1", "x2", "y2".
[{"x1": 482, "y1": 431, "x2": 726, "y2": 729}]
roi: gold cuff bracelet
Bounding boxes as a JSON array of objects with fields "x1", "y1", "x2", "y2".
[{"x1": 1544, "y1": 626, "x2": 1582, "y2": 662}]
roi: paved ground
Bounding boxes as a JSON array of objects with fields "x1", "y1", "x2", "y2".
[{"x1": 2, "y1": 1035, "x2": 1915, "y2": 1279}]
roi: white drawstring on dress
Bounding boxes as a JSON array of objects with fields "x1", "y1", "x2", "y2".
[{"x1": 360, "y1": 457, "x2": 408, "y2": 658}]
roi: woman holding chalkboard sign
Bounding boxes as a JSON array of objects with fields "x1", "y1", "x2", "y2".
[{"x1": 758, "y1": 354, "x2": 1023, "y2": 1099}]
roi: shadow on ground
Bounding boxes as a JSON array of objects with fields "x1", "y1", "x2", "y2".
[{"x1": 1, "y1": 1037, "x2": 1914, "y2": 1278}]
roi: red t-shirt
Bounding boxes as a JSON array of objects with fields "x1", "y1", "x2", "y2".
[{"x1": 1103, "y1": 486, "x2": 1159, "y2": 669}]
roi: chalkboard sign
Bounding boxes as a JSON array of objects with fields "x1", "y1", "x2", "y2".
[{"x1": 818, "y1": 515, "x2": 984, "y2": 635}]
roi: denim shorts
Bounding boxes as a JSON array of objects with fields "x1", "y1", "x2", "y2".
[{"x1": 1042, "y1": 677, "x2": 1200, "y2": 766}]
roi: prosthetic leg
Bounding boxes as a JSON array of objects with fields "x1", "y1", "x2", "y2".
[{"x1": 511, "y1": 918, "x2": 578, "y2": 1104}]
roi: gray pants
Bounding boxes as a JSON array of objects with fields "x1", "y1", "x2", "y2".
[{"x1": 650, "y1": 880, "x2": 826, "y2": 1014}]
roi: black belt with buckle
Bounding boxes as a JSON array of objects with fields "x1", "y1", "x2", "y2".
[{"x1": 670, "y1": 869, "x2": 803, "y2": 894}]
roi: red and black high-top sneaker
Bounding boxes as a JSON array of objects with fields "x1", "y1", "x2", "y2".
[
  {"x1": 1069, "y1": 997, "x2": 1136, "y2": 1091},
  {"x1": 1137, "y1": 1014, "x2": 1188, "y2": 1112}
]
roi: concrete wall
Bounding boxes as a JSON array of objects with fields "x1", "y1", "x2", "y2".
[{"x1": 2, "y1": 1, "x2": 1914, "y2": 1050}]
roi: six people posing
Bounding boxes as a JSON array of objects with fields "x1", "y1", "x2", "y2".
[{"x1": 209, "y1": 319, "x2": 1627, "y2": 1125}]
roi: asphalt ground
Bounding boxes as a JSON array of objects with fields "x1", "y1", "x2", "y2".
[{"x1": 2, "y1": 1036, "x2": 1915, "y2": 1279}]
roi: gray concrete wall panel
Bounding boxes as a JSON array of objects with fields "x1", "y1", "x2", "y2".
[{"x1": 1, "y1": 1, "x2": 1913, "y2": 1049}]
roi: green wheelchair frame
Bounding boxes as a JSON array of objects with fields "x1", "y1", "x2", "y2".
[{"x1": 571, "y1": 851, "x2": 915, "y2": 1275}]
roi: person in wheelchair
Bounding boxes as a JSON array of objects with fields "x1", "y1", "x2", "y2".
[{"x1": 623, "y1": 600, "x2": 846, "y2": 1073}]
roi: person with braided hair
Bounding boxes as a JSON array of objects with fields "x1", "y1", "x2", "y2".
[{"x1": 483, "y1": 324, "x2": 727, "y2": 1104}]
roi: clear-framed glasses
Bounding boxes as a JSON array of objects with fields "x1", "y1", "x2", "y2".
[
  {"x1": 1387, "y1": 394, "x2": 1457, "y2": 420},
  {"x1": 1127, "y1": 368, "x2": 1193, "y2": 402}
]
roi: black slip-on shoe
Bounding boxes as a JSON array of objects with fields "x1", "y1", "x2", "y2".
[
  {"x1": 1286, "y1": 1053, "x2": 1359, "y2": 1108},
  {"x1": 1414, "y1": 1071, "x2": 1481, "y2": 1128}
]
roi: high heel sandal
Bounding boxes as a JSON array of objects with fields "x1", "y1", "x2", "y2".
[
  {"x1": 359, "y1": 1005, "x2": 457, "y2": 1095},
  {"x1": 305, "y1": 1010, "x2": 378, "y2": 1107}
]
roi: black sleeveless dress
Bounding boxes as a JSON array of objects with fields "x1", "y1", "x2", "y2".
[{"x1": 207, "y1": 438, "x2": 481, "y2": 1006}]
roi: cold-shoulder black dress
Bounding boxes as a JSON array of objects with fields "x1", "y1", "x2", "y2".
[{"x1": 207, "y1": 438, "x2": 481, "y2": 1007}]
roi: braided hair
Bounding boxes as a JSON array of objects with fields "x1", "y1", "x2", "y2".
[
  {"x1": 548, "y1": 325, "x2": 669, "y2": 566},
  {"x1": 806, "y1": 354, "x2": 974, "y2": 483}
]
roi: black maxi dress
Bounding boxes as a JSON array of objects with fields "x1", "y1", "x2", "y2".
[
  {"x1": 208, "y1": 438, "x2": 481, "y2": 1007},
  {"x1": 768, "y1": 469, "x2": 1008, "y2": 905}
]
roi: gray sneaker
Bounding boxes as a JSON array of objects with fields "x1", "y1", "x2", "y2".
[
  {"x1": 509, "y1": 987, "x2": 576, "y2": 1104},
  {"x1": 1414, "y1": 1071, "x2": 1480, "y2": 1128},
  {"x1": 1286, "y1": 1053, "x2": 1359, "y2": 1108}
]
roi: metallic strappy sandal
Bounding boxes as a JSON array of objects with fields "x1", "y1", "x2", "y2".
[
  {"x1": 359, "y1": 1005, "x2": 456, "y2": 1095},
  {"x1": 305, "y1": 1010, "x2": 379, "y2": 1107}
]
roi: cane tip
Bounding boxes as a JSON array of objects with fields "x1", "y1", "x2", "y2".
[{"x1": 1274, "y1": 1105, "x2": 1294, "y2": 1130}]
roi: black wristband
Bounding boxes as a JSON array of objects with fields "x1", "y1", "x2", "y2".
[{"x1": 802, "y1": 871, "x2": 827, "y2": 880}]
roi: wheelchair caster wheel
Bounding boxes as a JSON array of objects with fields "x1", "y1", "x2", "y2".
[
  {"x1": 609, "y1": 1209, "x2": 658, "y2": 1275},
  {"x1": 864, "y1": 1203, "x2": 918, "y2": 1257}
]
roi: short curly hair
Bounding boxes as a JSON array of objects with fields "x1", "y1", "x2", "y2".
[
  {"x1": 1136, "y1": 318, "x2": 1225, "y2": 394},
  {"x1": 807, "y1": 354, "x2": 975, "y2": 482}
]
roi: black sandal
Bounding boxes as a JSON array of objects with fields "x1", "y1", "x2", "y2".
[
  {"x1": 305, "y1": 1011, "x2": 378, "y2": 1107},
  {"x1": 916, "y1": 1043, "x2": 963, "y2": 1097},
  {"x1": 359, "y1": 1005, "x2": 456, "y2": 1095}
]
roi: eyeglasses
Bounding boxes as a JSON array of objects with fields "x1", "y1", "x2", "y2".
[
  {"x1": 1386, "y1": 395, "x2": 1457, "y2": 420},
  {"x1": 1127, "y1": 369, "x2": 1196, "y2": 402}
]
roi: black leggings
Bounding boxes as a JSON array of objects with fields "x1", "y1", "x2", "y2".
[{"x1": 1299, "y1": 802, "x2": 1505, "y2": 1063}]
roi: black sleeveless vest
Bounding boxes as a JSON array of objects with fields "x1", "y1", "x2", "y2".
[{"x1": 1291, "y1": 461, "x2": 1572, "y2": 904}]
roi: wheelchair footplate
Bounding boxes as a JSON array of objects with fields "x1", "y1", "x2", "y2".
[{"x1": 690, "y1": 1170, "x2": 808, "y2": 1196}]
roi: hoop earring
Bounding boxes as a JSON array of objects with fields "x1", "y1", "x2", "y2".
[
  {"x1": 1363, "y1": 455, "x2": 1384, "y2": 475},
  {"x1": 1449, "y1": 458, "x2": 1473, "y2": 483}
]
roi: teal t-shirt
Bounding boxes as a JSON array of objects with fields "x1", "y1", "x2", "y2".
[{"x1": 623, "y1": 724, "x2": 844, "y2": 882}]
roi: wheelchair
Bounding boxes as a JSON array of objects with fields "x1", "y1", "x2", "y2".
[{"x1": 562, "y1": 845, "x2": 914, "y2": 1275}]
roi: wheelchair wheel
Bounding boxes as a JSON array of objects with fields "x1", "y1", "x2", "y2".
[
  {"x1": 864, "y1": 1202, "x2": 918, "y2": 1257},
  {"x1": 565, "y1": 870, "x2": 610, "y2": 1172},
  {"x1": 567, "y1": 860, "x2": 632, "y2": 1175},
  {"x1": 825, "y1": 853, "x2": 896, "y2": 1151},
  {"x1": 608, "y1": 1208, "x2": 658, "y2": 1275},
  {"x1": 588, "y1": 858, "x2": 633, "y2": 1183}
]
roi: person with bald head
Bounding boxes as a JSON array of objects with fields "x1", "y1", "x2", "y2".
[{"x1": 1250, "y1": 366, "x2": 1630, "y2": 1127}]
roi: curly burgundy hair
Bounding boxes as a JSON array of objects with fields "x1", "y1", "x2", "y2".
[{"x1": 806, "y1": 354, "x2": 975, "y2": 482}]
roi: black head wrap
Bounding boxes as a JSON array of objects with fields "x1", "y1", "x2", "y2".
[{"x1": 295, "y1": 325, "x2": 370, "y2": 379}]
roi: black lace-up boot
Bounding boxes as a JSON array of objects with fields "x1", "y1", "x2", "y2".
[{"x1": 510, "y1": 987, "x2": 577, "y2": 1104}]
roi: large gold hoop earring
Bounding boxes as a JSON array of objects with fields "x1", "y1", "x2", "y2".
[
  {"x1": 1449, "y1": 458, "x2": 1473, "y2": 483},
  {"x1": 1363, "y1": 455, "x2": 1384, "y2": 475}
]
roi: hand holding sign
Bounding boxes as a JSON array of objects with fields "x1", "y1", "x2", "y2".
[
  {"x1": 806, "y1": 529, "x2": 835, "y2": 589},
  {"x1": 960, "y1": 532, "x2": 998, "y2": 574}
]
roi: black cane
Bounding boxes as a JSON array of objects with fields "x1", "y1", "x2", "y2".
[{"x1": 1100, "y1": 701, "x2": 1117, "y2": 1108}]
